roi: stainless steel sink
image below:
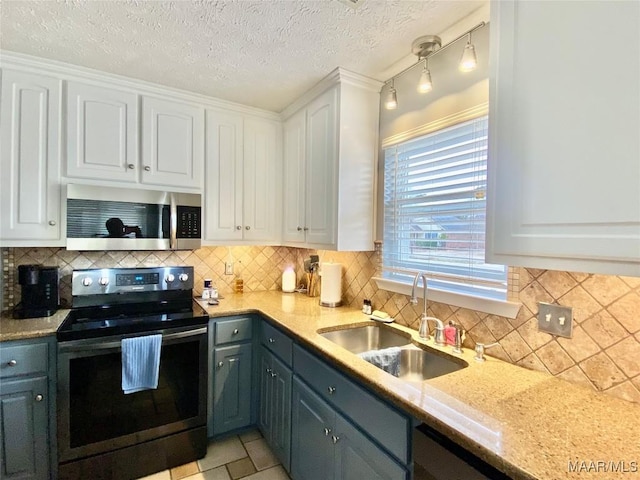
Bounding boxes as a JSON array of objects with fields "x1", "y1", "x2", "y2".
[
  {"x1": 319, "y1": 325, "x2": 410, "y2": 354},
  {"x1": 319, "y1": 324, "x2": 467, "y2": 381},
  {"x1": 396, "y1": 347, "x2": 466, "y2": 382}
]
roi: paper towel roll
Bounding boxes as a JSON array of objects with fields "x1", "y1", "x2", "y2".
[{"x1": 320, "y1": 262, "x2": 342, "y2": 307}]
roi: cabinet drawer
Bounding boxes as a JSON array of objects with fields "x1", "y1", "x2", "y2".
[
  {"x1": 293, "y1": 344, "x2": 410, "y2": 464},
  {"x1": 215, "y1": 317, "x2": 253, "y2": 345},
  {"x1": 261, "y1": 321, "x2": 293, "y2": 367},
  {"x1": 0, "y1": 341, "x2": 48, "y2": 378}
]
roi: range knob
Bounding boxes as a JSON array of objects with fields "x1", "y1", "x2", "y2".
[
  {"x1": 98, "y1": 277, "x2": 109, "y2": 286},
  {"x1": 165, "y1": 274, "x2": 175, "y2": 283},
  {"x1": 82, "y1": 277, "x2": 93, "y2": 287},
  {"x1": 179, "y1": 273, "x2": 189, "y2": 282}
]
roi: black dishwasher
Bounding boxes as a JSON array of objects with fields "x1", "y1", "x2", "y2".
[{"x1": 413, "y1": 424, "x2": 514, "y2": 480}]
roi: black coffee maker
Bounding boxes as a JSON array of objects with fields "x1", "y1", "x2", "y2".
[{"x1": 13, "y1": 265, "x2": 60, "y2": 319}]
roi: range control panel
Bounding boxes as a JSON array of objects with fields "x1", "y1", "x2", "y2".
[{"x1": 72, "y1": 266, "x2": 194, "y2": 296}]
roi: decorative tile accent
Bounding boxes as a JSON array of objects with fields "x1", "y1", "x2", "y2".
[{"x1": 3, "y1": 244, "x2": 640, "y2": 404}]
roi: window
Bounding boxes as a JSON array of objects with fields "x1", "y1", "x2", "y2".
[{"x1": 382, "y1": 114, "x2": 507, "y2": 301}]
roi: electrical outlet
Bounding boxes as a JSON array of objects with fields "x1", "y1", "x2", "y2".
[
  {"x1": 224, "y1": 262, "x2": 234, "y2": 275},
  {"x1": 537, "y1": 302, "x2": 573, "y2": 338}
]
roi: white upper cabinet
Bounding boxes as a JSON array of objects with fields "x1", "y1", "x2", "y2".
[
  {"x1": 66, "y1": 81, "x2": 138, "y2": 182},
  {"x1": 486, "y1": 0, "x2": 640, "y2": 276},
  {"x1": 67, "y1": 82, "x2": 204, "y2": 190},
  {"x1": 205, "y1": 109, "x2": 281, "y2": 244},
  {"x1": 141, "y1": 96, "x2": 204, "y2": 189},
  {"x1": 0, "y1": 69, "x2": 63, "y2": 244},
  {"x1": 282, "y1": 69, "x2": 382, "y2": 251}
]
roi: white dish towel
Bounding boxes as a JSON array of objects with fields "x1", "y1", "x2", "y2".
[
  {"x1": 121, "y1": 334, "x2": 162, "y2": 394},
  {"x1": 358, "y1": 347, "x2": 402, "y2": 377}
]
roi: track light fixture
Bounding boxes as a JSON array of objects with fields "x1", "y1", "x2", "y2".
[
  {"x1": 384, "y1": 78, "x2": 398, "y2": 110},
  {"x1": 384, "y1": 22, "x2": 485, "y2": 110},
  {"x1": 459, "y1": 33, "x2": 478, "y2": 72}
]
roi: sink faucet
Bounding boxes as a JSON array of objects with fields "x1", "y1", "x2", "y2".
[{"x1": 410, "y1": 273, "x2": 445, "y2": 345}]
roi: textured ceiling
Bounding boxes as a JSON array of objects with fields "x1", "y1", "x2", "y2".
[{"x1": 0, "y1": 0, "x2": 484, "y2": 112}]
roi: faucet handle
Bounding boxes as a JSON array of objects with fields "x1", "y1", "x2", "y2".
[
  {"x1": 452, "y1": 326, "x2": 465, "y2": 354},
  {"x1": 409, "y1": 297, "x2": 419, "y2": 306},
  {"x1": 474, "y1": 342, "x2": 500, "y2": 362}
]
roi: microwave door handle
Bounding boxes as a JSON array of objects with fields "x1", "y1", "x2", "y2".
[{"x1": 170, "y1": 193, "x2": 177, "y2": 249}]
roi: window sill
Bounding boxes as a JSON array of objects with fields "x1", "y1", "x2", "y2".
[{"x1": 372, "y1": 277, "x2": 521, "y2": 319}]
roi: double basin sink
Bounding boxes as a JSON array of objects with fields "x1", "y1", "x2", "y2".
[{"x1": 319, "y1": 324, "x2": 467, "y2": 382}]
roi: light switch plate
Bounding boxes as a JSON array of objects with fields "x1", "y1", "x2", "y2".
[
  {"x1": 224, "y1": 262, "x2": 234, "y2": 275},
  {"x1": 537, "y1": 302, "x2": 573, "y2": 338}
]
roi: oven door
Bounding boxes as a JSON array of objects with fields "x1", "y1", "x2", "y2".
[{"x1": 57, "y1": 326, "x2": 207, "y2": 464}]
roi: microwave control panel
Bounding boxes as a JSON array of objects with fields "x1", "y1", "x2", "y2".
[{"x1": 177, "y1": 206, "x2": 201, "y2": 239}]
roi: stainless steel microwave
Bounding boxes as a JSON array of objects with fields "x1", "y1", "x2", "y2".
[{"x1": 66, "y1": 184, "x2": 201, "y2": 251}]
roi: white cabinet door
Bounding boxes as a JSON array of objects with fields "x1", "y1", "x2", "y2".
[
  {"x1": 0, "y1": 70, "x2": 62, "y2": 242},
  {"x1": 243, "y1": 118, "x2": 280, "y2": 242},
  {"x1": 142, "y1": 96, "x2": 204, "y2": 189},
  {"x1": 205, "y1": 110, "x2": 243, "y2": 241},
  {"x1": 282, "y1": 109, "x2": 307, "y2": 244},
  {"x1": 66, "y1": 81, "x2": 138, "y2": 182},
  {"x1": 486, "y1": 0, "x2": 640, "y2": 276},
  {"x1": 305, "y1": 87, "x2": 337, "y2": 246}
]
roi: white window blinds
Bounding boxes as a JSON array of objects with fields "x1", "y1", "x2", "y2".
[{"x1": 383, "y1": 115, "x2": 507, "y2": 300}]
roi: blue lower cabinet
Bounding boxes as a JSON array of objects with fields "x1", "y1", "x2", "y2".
[
  {"x1": 292, "y1": 378, "x2": 407, "y2": 480},
  {"x1": 213, "y1": 343, "x2": 253, "y2": 435},
  {"x1": 258, "y1": 346, "x2": 292, "y2": 471},
  {"x1": 0, "y1": 376, "x2": 49, "y2": 479},
  {"x1": 291, "y1": 378, "x2": 334, "y2": 480}
]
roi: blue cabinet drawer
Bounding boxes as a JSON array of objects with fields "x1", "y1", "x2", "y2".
[
  {"x1": 261, "y1": 321, "x2": 293, "y2": 367},
  {"x1": 215, "y1": 317, "x2": 253, "y2": 345},
  {"x1": 293, "y1": 344, "x2": 410, "y2": 464},
  {"x1": 0, "y1": 341, "x2": 48, "y2": 378}
]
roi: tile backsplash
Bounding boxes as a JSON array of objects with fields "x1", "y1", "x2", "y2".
[{"x1": 3, "y1": 245, "x2": 639, "y2": 404}]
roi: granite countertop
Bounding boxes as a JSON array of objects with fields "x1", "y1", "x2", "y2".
[{"x1": 3, "y1": 291, "x2": 639, "y2": 479}]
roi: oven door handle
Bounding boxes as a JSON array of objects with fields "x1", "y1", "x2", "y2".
[{"x1": 58, "y1": 327, "x2": 207, "y2": 353}]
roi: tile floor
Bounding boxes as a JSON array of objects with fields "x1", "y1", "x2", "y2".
[{"x1": 138, "y1": 430, "x2": 291, "y2": 480}]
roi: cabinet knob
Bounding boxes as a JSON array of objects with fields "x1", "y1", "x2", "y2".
[
  {"x1": 8, "y1": 359, "x2": 17, "y2": 367},
  {"x1": 35, "y1": 394, "x2": 43, "y2": 402},
  {"x1": 331, "y1": 435, "x2": 340, "y2": 444},
  {"x1": 323, "y1": 427, "x2": 332, "y2": 436},
  {"x1": 297, "y1": 226, "x2": 303, "y2": 232},
  {"x1": 270, "y1": 372, "x2": 277, "y2": 378},
  {"x1": 245, "y1": 226, "x2": 251, "y2": 230},
  {"x1": 48, "y1": 220, "x2": 56, "y2": 226},
  {"x1": 128, "y1": 164, "x2": 135, "y2": 169},
  {"x1": 217, "y1": 361, "x2": 224, "y2": 368},
  {"x1": 327, "y1": 386, "x2": 336, "y2": 395},
  {"x1": 236, "y1": 226, "x2": 242, "y2": 230},
  {"x1": 265, "y1": 368, "x2": 272, "y2": 374},
  {"x1": 303, "y1": 227, "x2": 309, "y2": 231},
  {"x1": 233, "y1": 328, "x2": 239, "y2": 335},
  {"x1": 144, "y1": 166, "x2": 151, "y2": 171},
  {"x1": 268, "y1": 338, "x2": 275, "y2": 343}
]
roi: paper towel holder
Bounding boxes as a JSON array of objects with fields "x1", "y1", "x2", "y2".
[{"x1": 319, "y1": 261, "x2": 343, "y2": 308}]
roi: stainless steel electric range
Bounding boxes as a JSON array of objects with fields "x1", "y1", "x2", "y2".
[{"x1": 56, "y1": 266, "x2": 209, "y2": 480}]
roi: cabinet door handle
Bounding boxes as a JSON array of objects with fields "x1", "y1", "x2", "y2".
[
  {"x1": 297, "y1": 226, "x2": 303, "y2": 232},
  {"x1": 327, "y1": 386, "x2": 336, "y2": 395},
  {"x1": 144, "y1": 166, "x2": 151, "y2": 171},
  {"x1": 35, "y1": 394, "x2": 43, "y2": 402},
  {"x1": 48, "y1": 220, "x2": 56, "y2": 226},
  {"x1": 268, "y1": 338, "x2": 275, "y2": 343},
  {"x1": 233, "y1": 328, "x2": 239, "y2": 335},
  {"x1": 128, "y1": 164, "x2": 135, "y2": 169},
  {"x1": 331, "y1": 435, "x2": 340, "y2": 444},
  {"x1": 217, "y1": 361, "x2": 224, "y2": 368},
  {"x1": 245, "y1": 226, "x2": 251, "y2": 230},
  {"x1": 265, "y1": 368, "x2": 272, "y2": 373},
  {"x1": 270, "y1": 372, "x2": 277, "y2": 378},
  {"x1": 236, "y1": 226, "x2": 242, "y2": 230},
  {"x1": 8, "y1": 360, "x2": 17, "y2": 367},
  {"x1": 323, "y1": 427, "x2": 332, "y2": 436},
  {"x1": 303, "y1": 227, "x2": 309, "y2": 231}
]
